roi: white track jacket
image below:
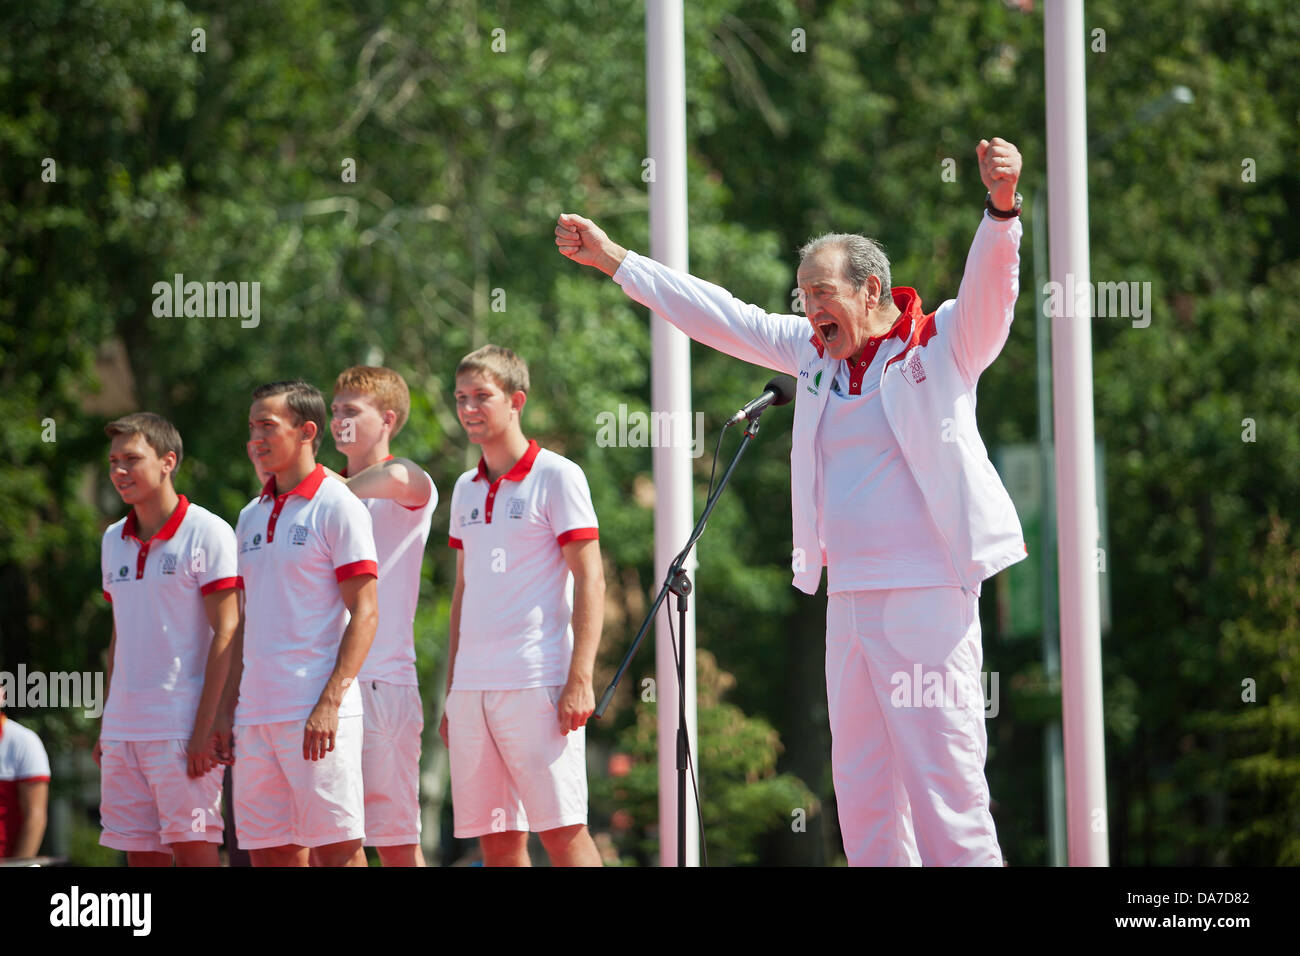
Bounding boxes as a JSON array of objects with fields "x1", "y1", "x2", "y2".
[{"x1": 612, "y1": 211, "x2": 1027, "y2": 595}]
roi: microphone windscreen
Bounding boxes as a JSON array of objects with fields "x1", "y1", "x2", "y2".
[{"x1": 765, "y1": 374, "x2": 798, "y2": 407}]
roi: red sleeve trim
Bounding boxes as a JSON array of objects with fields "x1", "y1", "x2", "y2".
[
  {"x1": 399, "y1": 502, "x2": 425, "y2": 511},
  {"x1": 200, "y1": 577, "x2": 241, "y2": 596},
  {"x1": 557, "y1": 527, "x2": 600, "y2": 546},
  {"x1": 335, "y1": 560, "x2": 379, "y2": 583},
  {"x1": 102, "y1": 590, "x2": 112, "y2": 603},
  {"x1": 448, "y1": 536, "x2": 464, "y2": 550},
  {"x1": 16, "y1": 775, "x2": 51, "y2": 784}
]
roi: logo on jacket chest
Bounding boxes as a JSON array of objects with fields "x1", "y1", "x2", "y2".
[{"x1": 901, "y1": 351, "x2": 927, "y2": 385}]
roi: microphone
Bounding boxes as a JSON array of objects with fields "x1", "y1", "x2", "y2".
[{"x1": 725, "y1": 375, "x2": 796, "y2": 427}]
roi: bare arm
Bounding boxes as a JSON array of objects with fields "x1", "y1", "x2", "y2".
[
  {"x1": 92, "y1": 624, "x2": 117, "y2": 768},
  {"x1": 303, "y1": 574, "x2": 378, "y2": 760},
  {"x1": 14, "y1": 780, "x2": 48, "y2": 858},
  {"x1": 213, "y1": 594, "x2": 245, "y2": 766},
  {"x1": 344, "y1": 457, "x2": 433, "y2": 509},
  {"x1": 187, "y1": 588, "x2": 240, "y2": 777},
  {"x1": 556, "y1": 538, "x2": 605, "y2": 735},
  {"x1": 438, "y1": 550, "x2": 465, "y2": 748}
]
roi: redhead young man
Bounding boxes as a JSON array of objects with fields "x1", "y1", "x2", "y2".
[
  {"x1": 97, "y1": 412, "x2": 240, "y2": 866},
  {"x1": 442, "y1": 345, "x2": 605, "y2": 867},
  {"x1": 219, "y1": 380, "x2": 379, "y2": 867},
  {"x1": 329, "y1": 366, "x2": 437, "y2": 867}
]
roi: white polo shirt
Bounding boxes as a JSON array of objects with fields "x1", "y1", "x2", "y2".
[
  {"x1": 448, "y1": 441, "x2": 599, "y2": 691},
  {"x1": 815, "y1": 317, "x2": 963, "y2": 593},
  {"x1": 343, "y1": 456, "x2": 437, "y2": 686},
  {"x1": 235, "y1": 464, "x2": 378, "y2": 726},
  {"x1": 100, "y1": 496, "x2": 241, "y2": 741},
  {"x1": 0, "y1": 716, "x2": 51, "y2": 858}
]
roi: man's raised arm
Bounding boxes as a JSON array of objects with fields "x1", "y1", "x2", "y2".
[
  {"x1": 947, "y1": 137, "x2": 1025, "y2": 386},
  {"x1": 344, "y1": 457, "x2": 433, "y2": 510},
  {"x1": 555, "y1": 213, "x2": 805, "y2": 376}
]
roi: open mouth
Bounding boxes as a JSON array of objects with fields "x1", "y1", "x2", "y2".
[{"x1": 816, "y1": 320, "x2": 841, "y2": 345}]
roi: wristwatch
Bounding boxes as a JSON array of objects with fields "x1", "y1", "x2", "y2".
[{"x1": 985, "y1": 191, "x2": 1023, "y2": 219}]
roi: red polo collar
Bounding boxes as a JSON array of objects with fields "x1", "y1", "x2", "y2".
[
  {"x1": 122, "y1": 494, "x2": 190, "y2": 543},
  {"x1": 259, "y1": 463, "x2": 327, "y2": 502},
  {"x1": 809, "y1": 286, "x2": 922, "y2": 360},
  {"x1": 472, "y1": 440, "x2": 541, "y2": 524},
  {"x1": 472, "y1": 440, "x2": 541, "y2": 484}
]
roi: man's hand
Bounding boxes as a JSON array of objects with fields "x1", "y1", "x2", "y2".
[
  {"x1": 212, "y1": 711, "x2": 235, "y2": 766},
  {"x1": 555, "y1": 213, "x2": 629, "y2": 277},
  {"x1": 303, "y1": 700, "x2": 339, "y2": 761},
  {"x1": 556, "y1": 676, "x2": 595, "y2": 736},
  {"x1": 976, "y1": 138, "x2": 1022, "y2": 211},
  {"x1": 186, "y1": 726, "x2": 216, "y2": 778}
]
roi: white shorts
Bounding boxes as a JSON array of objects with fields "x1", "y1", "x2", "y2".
[
  {"x1": 360, "y1": 680, "x2": 423, "y2": 846},
  {"x1": 99, "y1": 739, "x2": 223, "y2": 853},
  {"x1": 826, "y1": 586, "x2": 1002, "y2": 867},
  {"x1": 446, "y1": 686, "x2": 588, "y2": 839},
  {"x1": 232, "y1": 717, "x2": 365, "y2": 850}
]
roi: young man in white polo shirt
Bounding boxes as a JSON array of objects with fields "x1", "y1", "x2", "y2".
[
  {"x1": 96, "y1": 413, "x2": 240, "y2": 866},
  {"x1": 0, "y1": 681, "x2": 51, "y2": 860},
  {"x1": 329, "y1": 366, "x2": 437, "y2": 867},
  {"x1": 442, "y1": 345, "x2": 605, "y2": 867},
  {"x1": 220, "y1": 380, "x2": 379, "y2": 867}
]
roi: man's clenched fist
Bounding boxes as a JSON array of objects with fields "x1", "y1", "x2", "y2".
[
  {"x1": 555, "y1": 213, "x2": 628, "y2": 277},
  {"x1": 976, "y1": 138, "x2": 1022, "y2": 211}
]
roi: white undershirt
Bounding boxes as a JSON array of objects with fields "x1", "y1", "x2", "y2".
[{"x1": 815, "y1": 351, "x2": 962, "y2": 593}]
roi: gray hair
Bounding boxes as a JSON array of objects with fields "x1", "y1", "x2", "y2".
[{"x1": 798, "y1": 233, "x2": 892, "y2": 301}]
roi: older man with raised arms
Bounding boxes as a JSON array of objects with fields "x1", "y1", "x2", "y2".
[{"x1": 555, "y1": 138, "x2": 1028, "y2": 866}]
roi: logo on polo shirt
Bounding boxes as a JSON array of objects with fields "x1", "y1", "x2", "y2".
[
  {"x1": 118, "y1": 565, "x2": 129, "y2": 580},
  {"x1": 290, "y1": 524, "x2": 309, "y2": 546},
  {"x1": 508, "y1": 497, "x2": 526, "y2": 519},
  {"x1": 161, "y1": 553, "x2": 178, "y2": 575},
  {"x1": 241, "y1": 533, "x2": 263, "y2": 554}
]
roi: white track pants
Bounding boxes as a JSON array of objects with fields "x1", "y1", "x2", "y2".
[{"x1": 825, "y1": 586, "x2": 1002, "y2": 866}]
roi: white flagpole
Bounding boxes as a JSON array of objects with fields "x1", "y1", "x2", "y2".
[
  {"x1": 1044, "y1": 0, "x2": 1109, "y2": 866},
  {"x1": 646, "y1": 0, "x2": 699, "y2": 867}
]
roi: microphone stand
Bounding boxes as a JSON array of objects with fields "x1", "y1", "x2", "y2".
[{"x1": 595, "y1": 410, "x2": 768, "y2": 866}]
